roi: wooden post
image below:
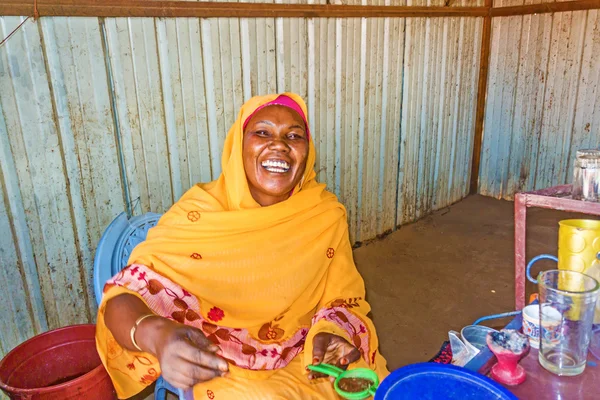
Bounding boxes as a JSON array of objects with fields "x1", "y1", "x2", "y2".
[{"x1": 469, "y1": 0, "x2": 492, "y2": 194}]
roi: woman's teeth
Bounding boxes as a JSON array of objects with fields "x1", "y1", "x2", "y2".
[{"x1": 261, "y1": 160, "x2": 290, "y2": 173}]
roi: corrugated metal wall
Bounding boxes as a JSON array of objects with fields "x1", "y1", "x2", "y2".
[
  {"x1": 479, "y1": 5, "x2": 600, "y2": 199},
  {"x1": 0, "y1": 8, "x2": 481, "y2": 357}
]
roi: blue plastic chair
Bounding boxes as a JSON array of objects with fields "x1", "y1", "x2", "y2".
[{"x1": 93, "y1": 211, "x2": 186, "y2": 400}]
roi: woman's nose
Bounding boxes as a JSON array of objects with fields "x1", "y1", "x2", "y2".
[{"x1": 269, "y1": 137, "x2": 290, "y2": 152}]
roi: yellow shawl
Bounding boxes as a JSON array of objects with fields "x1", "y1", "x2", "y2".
[{"x1": 96, "y1": 93, "x2": 386, "y2": 398}]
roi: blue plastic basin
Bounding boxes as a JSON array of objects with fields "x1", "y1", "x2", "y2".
[{"x1": 375, "y1": 363, "x2": 517, "y2": 400}]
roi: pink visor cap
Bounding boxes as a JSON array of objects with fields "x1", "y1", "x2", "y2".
[{"x1": 243, "y1": 95, "x2": 310, "y2": 139}]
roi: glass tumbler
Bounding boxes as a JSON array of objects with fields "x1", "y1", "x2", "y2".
[
  {"x1": 572, "y1": 149, "x2": 600, "y2": 202},
  {"x1": 538, "y1": 270, "x2": 600, "y2": 376}
]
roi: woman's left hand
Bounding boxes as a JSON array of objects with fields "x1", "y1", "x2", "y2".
[{"x1": 308, "y1": 332, "x2": 361, "y2": 380}]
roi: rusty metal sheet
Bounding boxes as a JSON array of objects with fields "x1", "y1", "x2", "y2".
[
  {"x1": 479, "y1": 10, "x2": 600, "y2": 199},
  {"x1": 0, "y1": 107, "x2": 42, "y2": 362},
  {"x1": 398, "y1": 16, "x2": 482, "y2": 225},
  {"x1": 0, "y1": 16, "x2": 85, "y2": 330},
  {"x1": 103, "y1": 17, "x2": 175, "y2": 214},
  {"x1": 40, "y1": 17, "x2": 126, "y2": 319},
  {"x1": 0, "y1": 16, "x2": 127, "y2": 357}
]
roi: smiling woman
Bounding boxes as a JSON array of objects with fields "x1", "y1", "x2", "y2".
[
  {"x1": 243, "y1": 100, "x2": 309, "y2": 206},
  {"x1": 96, "y1": 93, "x2": 388, "y2": 399}
]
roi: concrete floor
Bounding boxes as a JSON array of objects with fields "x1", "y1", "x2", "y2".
[{"x1": 140, "y1": 194, "x2": 589, "y2": 398}]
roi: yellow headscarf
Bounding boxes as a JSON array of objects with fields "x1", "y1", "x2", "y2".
[
  {"x1": 96, "y1": 93, "x2": 385, "y2": 398},
  {"x1": 129, "y1": 93, "x2": 343, "y2": 326}
]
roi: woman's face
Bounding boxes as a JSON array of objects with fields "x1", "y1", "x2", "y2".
[{"x1": 243, "y1": 105, "x2": 309, "y2": 206}]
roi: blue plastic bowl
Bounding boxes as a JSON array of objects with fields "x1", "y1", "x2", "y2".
[{"x1": 375, "y1": 363, "x2": 517, "y2": 400}]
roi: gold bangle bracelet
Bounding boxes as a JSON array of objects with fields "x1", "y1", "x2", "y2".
[{"x1": 130, "y1": 313, "x2": 156, "y2": 352}]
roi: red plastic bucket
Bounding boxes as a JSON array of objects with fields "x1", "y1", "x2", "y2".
[{"x1": 0, "y1": 324, "x2": 116, "y2": 400}]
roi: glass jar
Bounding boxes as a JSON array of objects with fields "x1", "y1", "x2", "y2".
[{"x1": 572, "y1": 149, "x2": 600, "y2": 202}]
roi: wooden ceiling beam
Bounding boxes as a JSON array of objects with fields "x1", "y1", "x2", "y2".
[{"x1": 0, "y1": 0, "x2": 490, "y2": 18}]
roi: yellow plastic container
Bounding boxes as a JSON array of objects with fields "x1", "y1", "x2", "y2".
[{"x1": 558, "y1": 219, "x2": 600, "y2": 323}]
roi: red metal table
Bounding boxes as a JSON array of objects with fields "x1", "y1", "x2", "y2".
[
  {"x1": 504, "y1": 348, "x2": 599, "y2": 399},
  {"x1": 514, "y1": 184, "x2": 600, "y2": 310},
  {"x1": 465, "y1": 311, "x2": 600, "y2": 399},
  {"x1": 462, "y1": 186, "x2": 600, "y2": 397}
]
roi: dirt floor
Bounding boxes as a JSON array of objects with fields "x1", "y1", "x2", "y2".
[{"x1": 141, "y1": 194, "x2": 591, "y2": 398}]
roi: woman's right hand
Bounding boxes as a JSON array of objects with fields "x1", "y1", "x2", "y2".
[{"x1": 138, "y1": 317, "x2": 229, "y2": 389}]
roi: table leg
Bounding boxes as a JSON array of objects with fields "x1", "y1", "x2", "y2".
[{"x1": 514, "y1": 193, "x2": 527, "y2": 310}]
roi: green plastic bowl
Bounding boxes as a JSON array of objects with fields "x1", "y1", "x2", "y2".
[{"x1": 307, "y1": 363, "x2": 378, "y2": 400}]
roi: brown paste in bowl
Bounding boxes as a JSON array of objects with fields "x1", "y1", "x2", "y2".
[{"x1": 338, "y1": 377, "x2": 374, "y2": 393}]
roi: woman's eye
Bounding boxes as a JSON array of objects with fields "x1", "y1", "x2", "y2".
[
  {"x1": 288, "y1": 133, "x2": 304, "y2": 140},
  {"x1": 255, "y1": 131, "x2": 269, "y2": 137}
]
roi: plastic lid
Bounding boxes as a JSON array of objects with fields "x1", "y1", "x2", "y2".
[
  {"x1": 576, "y1": 149, "x2": 600, "y2": 159},
  {"x1": 375, "y1": 363, "x2": 517, "y2": 400},
  {"x1": 575, "y1": 149, "x2": 600, "y2": 168}
]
